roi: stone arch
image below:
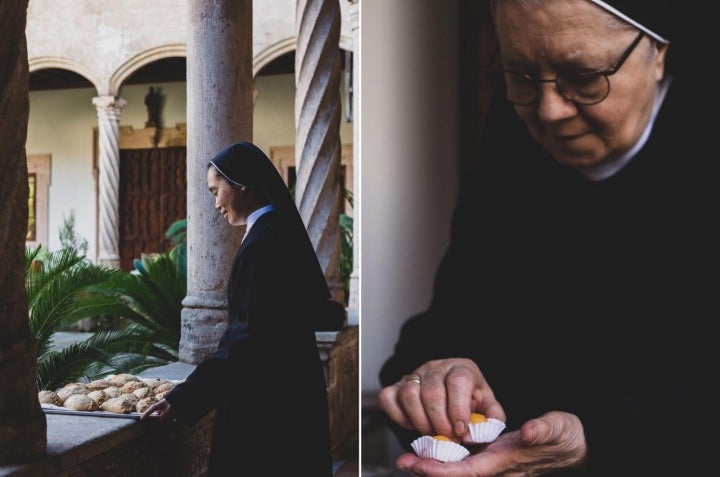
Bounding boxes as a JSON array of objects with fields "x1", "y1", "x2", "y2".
[
  {"x1": 28, "y1": 56, "x2": 100, "y2": 92},
  {"x1": 109, "y1": 44, "x2": 187, "y2": 95},
  {"x1": 254, "y1": 37, "x2": 295, "y2": 77}
]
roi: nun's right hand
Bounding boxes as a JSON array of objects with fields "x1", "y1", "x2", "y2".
[{"x1": 140, "y1": 398, "x2": 175, "y2": 422}]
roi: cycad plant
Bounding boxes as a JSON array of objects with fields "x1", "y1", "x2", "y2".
[
  {"x1": 95, "y1": 251, "x2": 185, "y2": 371},
  {"x1": 26, "y1": 244, "x2": 185, "y2": 391},
  {"x1": 26, "y1": 244, "x2": 128, "y2": 390},
  {"x1": 164, "y1": 217, "x2": 187, "y2": 269}
]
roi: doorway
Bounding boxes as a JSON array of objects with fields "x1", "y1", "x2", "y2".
[{"x1": 118, "y1": 146, "x2": 186, "y2": 271}]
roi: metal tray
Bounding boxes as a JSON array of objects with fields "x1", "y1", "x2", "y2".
[{"x1": 41, "y1": 404, "x2": 146, "y2": 419}]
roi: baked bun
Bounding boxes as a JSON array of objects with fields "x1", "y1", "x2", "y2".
[{"x1": 63, "y1": 394, "x2": 99, "y2": 411}]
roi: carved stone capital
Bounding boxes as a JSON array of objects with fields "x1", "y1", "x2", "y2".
[{"x1": 92, "y1": 95, "x2": 127, "y2": 120}]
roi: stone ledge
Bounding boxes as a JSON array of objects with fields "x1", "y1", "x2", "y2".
[
  {"x1": 0, "y1": 362, "x2": 197, "y2": 477},
  {"x1": 0, "y1": 414, "x2": 176, "y2": 477},
  {"x1": 0, "y1": 333, "x2": 357, "y2": 476}
]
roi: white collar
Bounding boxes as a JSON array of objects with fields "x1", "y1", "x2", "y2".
[{"x1": 244, "y1": 204, "x2": 274, "y2": 239}]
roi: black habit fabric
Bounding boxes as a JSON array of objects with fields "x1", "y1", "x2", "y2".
[
  {"x1": 165, "y1": 143, "x2": 339, "y2": 476},
  {"x1": 379, "y1": 42, "x2": 718, "y2": 476}
]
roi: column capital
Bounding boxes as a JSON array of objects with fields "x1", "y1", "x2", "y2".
[
  {"x1": 92, "y1": 95, "x2": 127, "y2": 109},
  {"x1": 92, "y1": 95, "x2": 127, "y2": 120}
]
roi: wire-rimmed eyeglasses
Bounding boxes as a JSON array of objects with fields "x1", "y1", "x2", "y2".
[{"x1": 487, "y1": 31, "x2": 645, "y2": 106}]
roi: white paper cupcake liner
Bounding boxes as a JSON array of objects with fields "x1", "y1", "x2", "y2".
[
  {"x1": 463, "y1": 418, "x2": 506, "y2": 444},
  {"x1": 410, "y1": 435, "x2": 470, "y2": 462}
]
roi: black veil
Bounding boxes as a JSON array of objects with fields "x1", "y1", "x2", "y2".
[{"x1": 209, "y1": 141, "x2": 345, "y2": 330}]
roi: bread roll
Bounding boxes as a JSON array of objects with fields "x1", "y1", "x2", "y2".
[
  {"x1": 100, "y1": 397, "x2": 135, "y2": 414},
  {"x1": 107, "y1": 373, "x2": 139, "y2": 385},
  {"x1": 136, "y1": 396, "x2": 158, "y2": 413},
  {"x1": 120, "y1": 380, "x2": 146, "y2": 393},
  {"x1": 143, "y1": 378, "x2": 171, "y2": 390},
  {"x1": 87, "y1": 379, "x2": 111, "y2": 390},
  {"x1": 155, "y1": 382, "x2": 175, "y2": 394},
  {"x1": 64, "y1": 383, "x2": 89, "y2": 393},
  {"x1": 38, "y1": 390, "x2": 61, "y2": 405},
  {"x1": 87, "y1": 390, "x2": 107, "y2": 405},
  {"x1": 133, "y1": 387, "x2": 154, "y2": 399},
  {"x1": 64, "y1": 394, "x2": 99, "y2": 411},
  {"x1": 56, "y1": 387, "x2": 82, "y2": 403},
  {"x1": 102, "y1": 386, "x2": 122, "y2": 399},
  {"x1": 119, "y1": 393, "x2": 139, "y2": 405}
]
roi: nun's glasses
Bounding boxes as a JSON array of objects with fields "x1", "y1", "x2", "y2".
[{"x1": 487, "y1": 31, "x2": 645, "y2": 106}]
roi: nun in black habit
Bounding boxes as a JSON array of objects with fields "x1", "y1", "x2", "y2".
[
  {"x1": 141, "y1": 141, "x2": 344, "y2": 476},
  {"x1": 378, "y1": 1, "x2": 716, "y2": 476}
]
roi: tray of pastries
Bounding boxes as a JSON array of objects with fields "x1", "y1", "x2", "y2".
[{"x1": 38, "y1": 373, "x2": 181, "y2": 419}]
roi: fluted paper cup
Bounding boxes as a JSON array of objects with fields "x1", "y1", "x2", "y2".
[
  {"x1": 410, "y1": 435, "x2": 470, "y2": 462},
  {"x1": 463, "y1": 418, "x2": 506, "y2": 444}
]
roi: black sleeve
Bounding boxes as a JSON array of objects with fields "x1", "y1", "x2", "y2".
[{"x1": 164, "y1": 345, "x2": 236, "y2": 427}]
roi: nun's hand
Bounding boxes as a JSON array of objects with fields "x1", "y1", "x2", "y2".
[
  {"x1": 140, "y1": 398, "x2": 175, "y2": 422},
  {"x1": 395, "y1": 411, "x2": 587, "y2": 476},
  {"x1": 378, "y1": 358, "x2": 505, "y2": 440}
]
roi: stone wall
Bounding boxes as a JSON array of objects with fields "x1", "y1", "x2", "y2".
[
  {"x1": 327, "y1": 326, "x2": 359, "y2": 461},
  {"x1": 0, "y1": 331, "x2": 358, "y2": 476}
]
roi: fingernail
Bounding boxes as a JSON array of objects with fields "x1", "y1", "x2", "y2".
[{"x1": 454, "y1": 420, "x2": 466, "y2": 437}]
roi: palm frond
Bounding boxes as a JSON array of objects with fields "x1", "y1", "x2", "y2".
[
  {"x1": 165, "y1": 218, "x2": 187, "y2": 246},
  {"x1": 36, "y1": 341, "x2": 109, "y2": 390},
  {"x1": 28, "y1": 242, "x2": 185, "y2": 389},
  {"x1": 90, "y1": 324, "x2": 178, "y2": 362},
  {"x1": 26, "y1": 246, "x2": 119, "y2": 358},
  {"x1": 104, "y1": 253, "x2": 184, "y2": 343}
]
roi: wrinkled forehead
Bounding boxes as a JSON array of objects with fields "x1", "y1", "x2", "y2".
[
  {"x1": 491, "y1": 0, "x2": 669, "y2": 44},
  {"x1": 493, "y1": 0, "x2": 629, "y2": 54}
]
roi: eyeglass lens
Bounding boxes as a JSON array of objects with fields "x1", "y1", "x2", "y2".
[
  {"x1": 500, "y1": 31, "x2": 644, "y2": 106},
  {"x1": 504, "y1": 72, "x2": 610, "y2": 106}
]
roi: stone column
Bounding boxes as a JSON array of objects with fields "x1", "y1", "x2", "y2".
[
  {"x1": 346, "y1": 0, "x2": 359, "y2": 325},
  {"x1": 92, "y1": 95, "x2": 127, "y2": 269},
  {"x1": 180, "y1": 0, "x2": 253, "y2": 364},
  {"x1": 295, "y1": 0, "x2": 344, "y2": 304},
  {"x1": 0, "y1": 0, "x2": 47, "y2": 464}
]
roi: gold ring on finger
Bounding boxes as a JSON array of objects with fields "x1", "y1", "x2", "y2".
[{"x1": 402, "y1": 374, "x2": 422, "y2": 384}]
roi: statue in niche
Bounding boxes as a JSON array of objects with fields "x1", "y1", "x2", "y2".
[
  {"x1": 144, "y1": 86, "x2": 164, "y2": 128},
  {"x1": 144, "y1": 86, "x2": 164, "y2": 146}
]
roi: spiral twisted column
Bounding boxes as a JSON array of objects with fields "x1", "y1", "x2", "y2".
[
  {"x1": 92, "y1": 95, "x2": 126, "y2": 269},
  {"x1": 295, "y1": 0, "x2": 344, "y2": 303}
]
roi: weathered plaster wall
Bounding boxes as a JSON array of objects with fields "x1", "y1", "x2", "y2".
[
  {"x1": 24, "y1": 0, "x2": 354, "y2": 259},
  {"x1": 26, "y1": 0, "x2": 188, "y2": 94},
  {"x1": 26, "y1": 0, "x2": 354, "y2": 93},
  {"x1": 26, "y1": 74, "x2": 352, "y2": 259}
]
